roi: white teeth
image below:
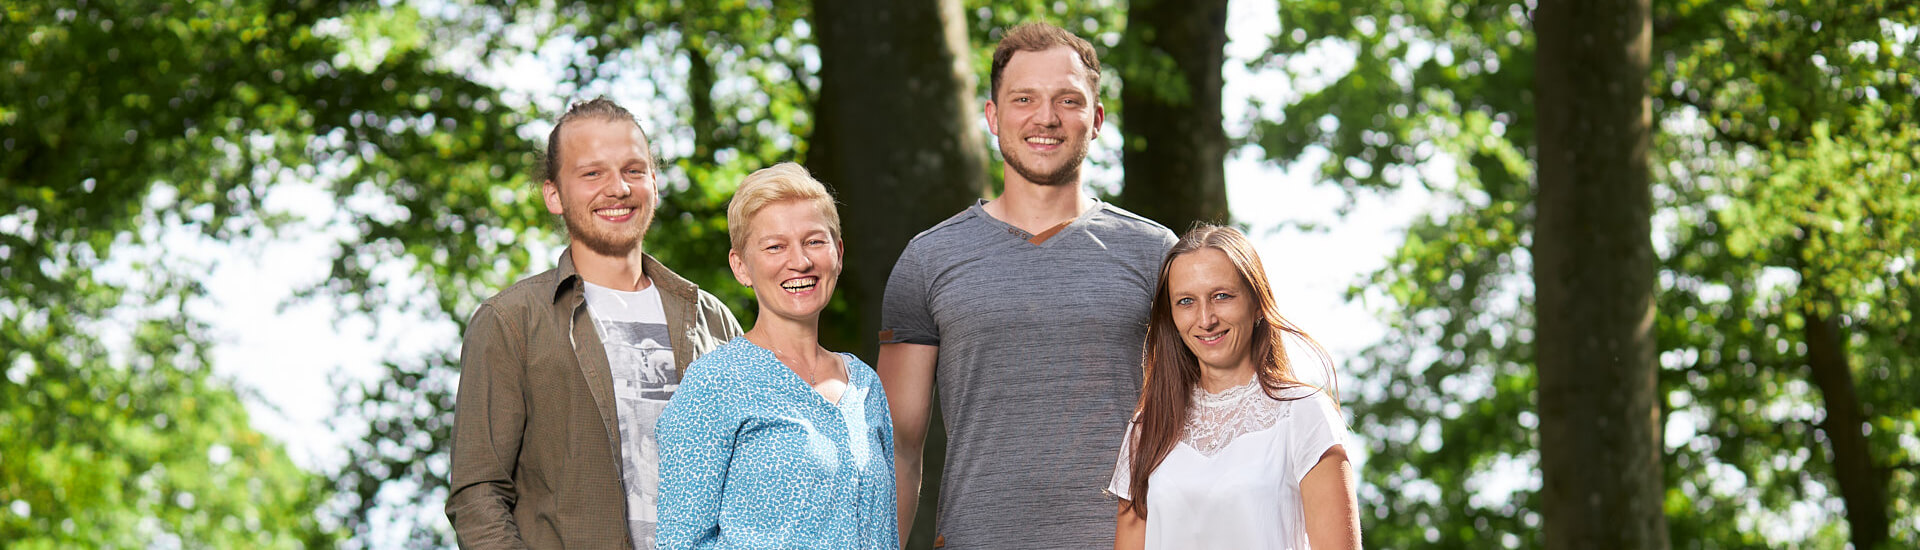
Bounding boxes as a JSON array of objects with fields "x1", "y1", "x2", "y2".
[
  {"x1": 600, "y1": 207, "x2": 632, "y2": 216},
  {"x1": 780, "y1": 278, "x2": 818, "y2": 292},
  {"x1": 1026, "y1": 137, "x2": 1061, "y2": 145}
]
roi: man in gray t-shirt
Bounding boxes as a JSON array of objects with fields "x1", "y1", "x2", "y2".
[{"x1": 878, "y1": 22, "x2": 1176, "y2": 549}]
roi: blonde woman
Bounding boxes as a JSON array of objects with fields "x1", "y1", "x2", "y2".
[{"x1": 656, "y1": 163, "x2": 897, "y2": 549}]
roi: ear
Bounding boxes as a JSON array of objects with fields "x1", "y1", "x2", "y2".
[
  {"x1": 835, "y1": 238, "x2": 847, "y2": 275},
  {"x1": 649, "y1": 169, "x2": 663, "y2": 209},
  {"x1": 542, "y1": 179, "x2": 564, "y2": 215},
  {"x1": 984, "y1": 100, "x2": 1000, "y2": 136},
  {"x1": 728, "y1": 248, "x2": 752, "y2": 288},
  {"x1": 1091, "y1": 102, "x2": 1106, "y2": 138}
]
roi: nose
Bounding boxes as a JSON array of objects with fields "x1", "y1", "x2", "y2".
[
  {"x1": 1195, "y1": 302, "x2": 1219, "y2": 329},
  {"x1": 1036, "y1": 101, "x2": 1061, "y2": 127},
  {"x1": 608, "y1": 177, "x2": 633, "y2": 198},
  {"x1": 789, "y1": 246, "x2": 814, "y2": 272}
]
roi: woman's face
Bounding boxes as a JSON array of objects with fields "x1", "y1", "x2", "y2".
[
  {"x1": 729, "y1": 200, "x2": 842, "y2": 324},
  {"x1": 1166, "y1": 248, "x2": 1260, "y2": 374}
]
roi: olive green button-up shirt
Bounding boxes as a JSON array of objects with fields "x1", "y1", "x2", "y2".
[{"x1": 447, "y1": 250, "x2": 742, "y2": 549}]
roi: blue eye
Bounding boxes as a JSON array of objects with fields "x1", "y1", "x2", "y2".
[{"x1": 1175, "y1": 297, "x2": 1194, "y2": 306}]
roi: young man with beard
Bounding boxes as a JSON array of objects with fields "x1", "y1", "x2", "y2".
[
  {"x1": 447, "y1": 98, "x2": 742, "y2": 549},
  {"x1": 878, "y1": 22, "x2": 1178, "y2": 549}
]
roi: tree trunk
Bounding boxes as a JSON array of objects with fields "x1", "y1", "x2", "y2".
[
  {"x1": 808, "y1": 2, "x2": 984, "y2": 548},
  {"x1": 1804, "y1": 303, "x2": 1889, "y2": 550},
  {"x1": 808, "y1": 0, "x2": 986, "y2": 360},
  {"x1": 1117, "y1": 0, "x2": 1230, "y2": 232},
  {"x1": 1533, "y1": 0, "x2": 1670, "y2": 548},
  {"x1": 684, "y1": 37, "x2": 718, "y2": 165}
]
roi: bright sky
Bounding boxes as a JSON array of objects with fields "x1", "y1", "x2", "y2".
[{"x1": 138, "y1": 0, "x2": 1432, "y2": 544}]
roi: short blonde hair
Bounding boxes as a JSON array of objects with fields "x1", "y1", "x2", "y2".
[{"x1": 726, "y1": 162, "x2": 842, "y2": 251}]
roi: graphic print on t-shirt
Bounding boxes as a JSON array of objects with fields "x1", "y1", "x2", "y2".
[
  {"x1": 599, "y1": 318, "x2": 677, "y2": 399},
  {"x1": 584, "y1": 281, "x2": 677, "y2": 549},
  {"x1": 597, "y1": 317, "x2": 675, "y2": 547}
]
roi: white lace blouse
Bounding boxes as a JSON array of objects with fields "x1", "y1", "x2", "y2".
[{"x1": 1106, "y1": 382, "x2": 1348, "y2": 549}]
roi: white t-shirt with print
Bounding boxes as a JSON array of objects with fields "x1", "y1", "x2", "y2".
[{"x1": 584, "y1": 281, "x2": 676, "y2": 549}]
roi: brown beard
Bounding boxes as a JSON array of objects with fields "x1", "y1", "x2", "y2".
[
  {"x1": 561, "y1": 203, "x2": 651, "y2": 257},
  {"x1": 1000, "y1": 133, "x2": 1089, "y2": 187}
]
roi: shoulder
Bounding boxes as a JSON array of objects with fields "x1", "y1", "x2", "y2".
[
  {"x1": 476, "y1": 266, "x2": 565, "y2": 318},
  {"x1": 892, "y1": 207, "x2": 991, "y2": 279},
  {"x1": 1268, "y1": 385, "x2": 1343, "y2": 425},
  {"x1": 693, "y1": 288, "x2": 734, "y2": 316},
  {"x1": 683, "y1": 337, "x2": 763, "y2": 384},
  {"x1": 1092, "y1": 202, "x2": 1178, "y2": 242},
  {"x1": 902, "y1": 206, "x2": 989, "y2": 252}
]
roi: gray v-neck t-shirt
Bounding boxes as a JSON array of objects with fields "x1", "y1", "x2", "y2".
[{"x1": 882, "y1": 199, "x2": 1176, "y2": 549}]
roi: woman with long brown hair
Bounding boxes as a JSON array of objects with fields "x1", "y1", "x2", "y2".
[{"x1": 1106, "y1": 224, "x2": 1361, "y2": 549}]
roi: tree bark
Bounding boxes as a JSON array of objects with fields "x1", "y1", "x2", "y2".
[
  {"x1": 684, "y1": 37, "x2": 718, "y2": 165},
  {"x1": 809, "y1": 0, "x2": 986, "y2": 361},
  {"x1": 808, "y1": 2, "x2": 984, "y2": 548},
  {"x1": 1804, "y1": 303, "x2": 1889, "y2": 550},
  {"x1": 1533, "y1": 0, "x2": 1670, "y2": 548},
  {"x1": 1117, "y1": 0, "x2": 1230, "y2": 232}
]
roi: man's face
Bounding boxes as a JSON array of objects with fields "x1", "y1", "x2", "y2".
[
  {"x1": 986, "y1": 46, "x2": 1105, "y2": 188},
  {"x1": 542, "y1": 118, "x2": 659, "y2": 257}
]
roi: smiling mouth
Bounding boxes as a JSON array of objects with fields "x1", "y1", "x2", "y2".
[
  {"x1": 780, "y1": 277, "x2": 818, "y2": 293},
  {"x1": 597, "y1": 206, "x2": 634, "y2": 218},
  {"x1": 1025, "y1": 136, "x2": 1063, "y2": 145},
  {"x1": 1195, "y1": 330, "x2": 1226, "y2": 344}
]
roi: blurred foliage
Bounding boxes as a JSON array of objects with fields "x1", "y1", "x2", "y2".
[
  {"x1": 24, "y1": 0, "x2": 1912, "y2": 548},
  {"x1": 1258, "y1": 0, "x2": 1920, "y2": 547},
  {"x1": 0, "y1": 0, "x2": 497, "y2": 546}
]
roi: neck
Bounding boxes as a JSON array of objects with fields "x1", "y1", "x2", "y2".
[
  {"x1": 570, "y1": 243, "x2": 652, "y2": 292},
  {"x1": 1197, "y1": 361, "x2": 1257, "y2": 394},
  {"x1": 984, "y1": 178, "x2": 1091, "y2": 234},
  {"x1": 746, "y1": 311, "x2": 821, "y2": 356}
]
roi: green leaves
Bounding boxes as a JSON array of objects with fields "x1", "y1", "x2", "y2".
[
  {"x1": 1260, "y1": 0, "x2": 1920, "y2": 546},
  {"x1": 1, "y1": 0, "x2": 540, "y2": 547}
]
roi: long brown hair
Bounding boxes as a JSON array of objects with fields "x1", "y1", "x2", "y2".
[{"x1": 1125, "y1": 224, "x2": 1335, "y2": 518}]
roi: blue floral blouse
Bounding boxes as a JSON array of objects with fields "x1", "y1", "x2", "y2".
[{"x1": 655, "y1": 337, "x2": 899, "y2": 549}]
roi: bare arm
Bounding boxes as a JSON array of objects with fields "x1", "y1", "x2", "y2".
[
  {"x1": 1113, "y1": 500, "x2": 1146, "y2": 550},
  {"x1": 1300, "y1": 444, "x2": 1362, "y2": 550},
  {"x1": 877, "y1": 342, "x2": 938, "y2": 545}
]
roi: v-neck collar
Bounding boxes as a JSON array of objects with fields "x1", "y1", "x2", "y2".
[
  {"x1": 970, "y1": 198, "x2": 1103, "y2": 247},
  {"x1": 740, "y1": 338, "x2": 850, "y2": 407}
]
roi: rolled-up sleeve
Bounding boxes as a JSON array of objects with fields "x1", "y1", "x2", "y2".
[{"x1": 446, "y1": 303, "x2": 531, "y2": 549}]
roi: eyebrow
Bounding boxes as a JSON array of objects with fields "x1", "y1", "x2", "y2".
[
  {"x1": 1005, "y1": 85, "x2": 1087, "y2": 97},
  {"x1": 572, "y1": 157, "x2": 651, "y2": 171}
]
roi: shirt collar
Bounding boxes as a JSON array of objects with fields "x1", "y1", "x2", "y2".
[{"x1": 547, "y1": 247, "x2": 699, "y2": 303}]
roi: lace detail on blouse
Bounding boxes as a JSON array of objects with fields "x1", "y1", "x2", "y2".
[{"x1": 1180, "y1": 379, "x2": 1292, "y2": 457}]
